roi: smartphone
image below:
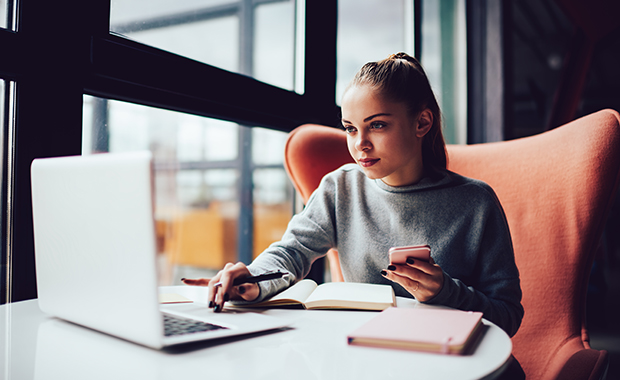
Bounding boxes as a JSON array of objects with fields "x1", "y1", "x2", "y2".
[{"x1": 388, "y1": 244, "x2": 431, "y2": 264}]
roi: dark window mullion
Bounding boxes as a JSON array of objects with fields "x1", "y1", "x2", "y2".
[
  {"x1": 87, "y1": 35, "x2": 311, "y2": 132},
  {"x1": 0, "y1": 29, "x2": 22, "y2": 78},
  {"x1": 7, "y1": 0, "x2": 93, "y2": 302}
]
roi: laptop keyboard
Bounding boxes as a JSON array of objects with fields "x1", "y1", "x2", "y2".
[{"x1": 163, "y1": 313, "x2": 229, "y2": 337}]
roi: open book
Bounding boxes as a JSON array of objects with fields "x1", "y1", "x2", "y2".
[
  {"x1": 234, "y1": 279, "x2": 396, "y2": 311},
  {"x1": 347, "y1": 307, "x2": 484, "y2": 355}
]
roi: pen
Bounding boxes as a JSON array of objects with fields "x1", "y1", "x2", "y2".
[{"x1": 213, "y1": 271, "x2": 289, "y2": 288}]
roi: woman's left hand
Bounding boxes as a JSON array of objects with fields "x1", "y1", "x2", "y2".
[{"x1": 381, "y1": 257, "x2": 444, "y2": 302}]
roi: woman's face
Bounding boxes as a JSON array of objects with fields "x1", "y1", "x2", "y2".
[{"x1": 341, "y1": 85, "x2": 430, "y2": 187}]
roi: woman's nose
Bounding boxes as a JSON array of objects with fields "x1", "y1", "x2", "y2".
[{"x1": 355, "y1": 133, "x2": 371, "y2": 151}]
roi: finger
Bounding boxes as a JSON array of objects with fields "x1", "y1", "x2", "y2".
[
  {"x1": 213, "y1": 262, "x2": 256, "y2": 312},
  {"x1": 212, "y1": 263, "x2": 236, "y2": 312},
  {"x1": 386, "y1": 263, "x2": 424, "y2": 283},
  {"x1": 381, "y1": 269, "x2": 421, "y2": 294},
  {"x1": 387, "y1": 262, "x2": 444, "y2": 302},
  {"x1": 405, "y1": 257, "x2": 441, "y2": 276},
  {"x1": 181, "y1": 278, "x2": 210, "y2": 286},
  {"x1": 207, "y1": 266, "x2": 229, "y2": 309},
  {"x1": 206, "y1": 276, "x2": 220, "y2": 309},
  {"x1": 234, "y1": 283, "x2": 260, "y2": 301}
]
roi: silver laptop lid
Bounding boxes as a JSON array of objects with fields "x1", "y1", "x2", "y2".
[{"x1": 31, "y1": 151, "x2": 164, "y2": 348}]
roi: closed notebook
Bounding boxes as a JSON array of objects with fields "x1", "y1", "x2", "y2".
[{"x1": 347, "y1": 307, "x2": 484, "y2": 355}]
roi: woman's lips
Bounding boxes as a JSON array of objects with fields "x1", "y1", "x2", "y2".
[{"x1": 358, "y1": 158, "x2": 380, "y2": 168}]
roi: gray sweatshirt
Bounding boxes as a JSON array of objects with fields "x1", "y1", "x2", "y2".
[{"x1": 247, "y1": 164, "x2": 524, "y2": 337}]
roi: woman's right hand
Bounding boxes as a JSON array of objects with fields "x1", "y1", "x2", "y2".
[{"x1": 182, "y1": 262, "x2": 260, "y2": 312}]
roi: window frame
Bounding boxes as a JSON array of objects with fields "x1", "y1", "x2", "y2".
[{"x1": 0, "y1": 0, "x2": 337, "y2": 304}]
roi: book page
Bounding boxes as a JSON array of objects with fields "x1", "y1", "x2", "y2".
[
  {"x1": 159, "y1": 293, "x2": 193, "y2": 304},
  {"x1": 252, "y1": 279, "x2": 318, "y2": 306},
  {"x1": 304, "y1": 282, "x2": 395, "y2": 310}
]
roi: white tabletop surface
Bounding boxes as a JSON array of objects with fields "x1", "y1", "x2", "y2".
[{"x1": 1, "y1": 286, "x2": 512, "y2": 380}]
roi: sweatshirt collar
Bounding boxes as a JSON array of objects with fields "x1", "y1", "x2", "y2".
[{"x1": 374, "y1": 170, "x2": 453, "y2": 193}]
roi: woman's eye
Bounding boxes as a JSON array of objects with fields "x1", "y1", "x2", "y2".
[
  {"x1": 344, "y1": 126, "x2": 357, "y2": 134},
  {"x1": 370, "y1": 122, "x2": 385, "y2": 130}
]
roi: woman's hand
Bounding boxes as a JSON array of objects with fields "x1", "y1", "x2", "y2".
[
  {"x1": 182, "y1": 262, "x2": 260, "y2": 312},
  {"x1": 381, "y1": 257, "x2": 444, "y2": 302}
]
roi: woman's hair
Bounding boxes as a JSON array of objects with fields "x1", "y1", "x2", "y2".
[{"x1": 345, "y1": 52, "x2": 447, "y2": 175}]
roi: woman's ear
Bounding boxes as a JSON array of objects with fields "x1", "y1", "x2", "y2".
[{"x1": 415, "y1": 109, "x2": 433, "y2": 138}]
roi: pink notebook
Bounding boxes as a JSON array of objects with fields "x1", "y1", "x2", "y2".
[{"x1": 347, "y1": 307, "x2": 484, "y2": 355}]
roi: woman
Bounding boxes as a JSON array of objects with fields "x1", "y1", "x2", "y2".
[{"x1": 184, "y1": 52, "x2": 524, "y2": 337}]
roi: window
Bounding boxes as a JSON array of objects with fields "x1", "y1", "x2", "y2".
[
  {"x1": 1, "y1": 0, "x2": 336, "y2": 303},
  {"x1": 0, "y1": 0, "x2": 12, "y2": 30},
  {"x1": 337, "y1": 0, "x2": 467, "y2": 144},
  {"x1": 337, "y1": 0, "x2": 413, "y2": 103},
  {"x1": 110, "y1": 0, "x2": 297, "y2": 91},
  {"x1": 83, "y1": 96, "x2": 293, "y2": 282},
  {"x1": 0, "y1": 0, "x2": 6, "y2": 29},
  {"x1": 420, "y1": 0, "x2": 467, "y2": 144},
  {"x1": 87, "y1": 0, "x2": 299, "y2": 283},
  {"x1": 254, "y1": 1, "x2": 296, "y2": 90}
]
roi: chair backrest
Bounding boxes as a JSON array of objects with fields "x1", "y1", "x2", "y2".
[
  {"x1": 283, "y1": 109, "x2": 620, "y2": 380},
  {"x1": 447, "y1": 109, "x2": 618, "y2": 379},
  {"x1": 284, "y1": 125, "x2": 355, "y2": 202},
  {"x1": 283, "y1": 125, "x2": 354, "y2": 282}
]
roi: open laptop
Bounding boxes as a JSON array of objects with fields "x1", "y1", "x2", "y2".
[{"x1": 30, "y1": 151, "x2": 288, "y2": 349}]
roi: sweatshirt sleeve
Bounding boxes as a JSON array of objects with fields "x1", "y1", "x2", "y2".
[
  {"x1": 423, "y1": 187, "x2": 524, "y2": 337},
  {"x1": 244, "y1": 174, "x2": 338, "y2": 302}
]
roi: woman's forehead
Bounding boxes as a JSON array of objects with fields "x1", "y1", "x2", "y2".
[{"x1": 342, "y1": 86, "x2": 409, "y2": 119}]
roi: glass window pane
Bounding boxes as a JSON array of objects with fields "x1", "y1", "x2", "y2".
[
  {"x1": 253, "y1": 168, "x2": 292, "y2": 258},
  {"x1": 83, "y1": 96, "x2": 241, "y2": 282},
  {"x1": 420, "y1": 0, "x2": 467, "y2": 144},
  {"x1": 82, "y1": 96, "x2": 294, "y2": 284},
  {"x1": 110, "y1": 0, "x2": 236, "y2": 25},
  {"x1": 124, "y1": 16, "x2": 239, "y2": 73},
  {"x1": 177, "y1": 118, "x2": 238, "y2": 162},
  {"x1": 0, "y1": 0, "x2": 6, "y2": 29},
  {"x1": 111, "y1": 0, "x2": 240, "y2": 71},
  {"x1": 252, "y1": 127, "x2": 287, "y2": 165},
  {"x1": 254, "y1": 1, "x2": 295, "y2": 91},
  {"x1": 110, "y1": 0, "x2": 298, "y2": 91},
  {"x1": 0, "y1": 0, "x2": 10, "y2": 30},
  {"x1": 337, "y1": 0, "x2": 410, "y2": 103},
  {"x1": 337, "y1": 0, "x2": 467, "y2": 144}
]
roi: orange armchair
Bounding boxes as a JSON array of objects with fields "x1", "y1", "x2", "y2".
[{"x1": 283, "y1": 109, "x2": 620, "y2": 380}]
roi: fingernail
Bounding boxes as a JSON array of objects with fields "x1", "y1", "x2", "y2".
[
  {"x1": 387, "y1": 265, "x2": 396, "y2": 271},
  {"x1": 208, "y1": 301, "x2": 215, "y2": 308},
  {"x1": 406, "y1": 258, "x2": 415, "y2": 264},
  {"x1": 223, "y1": 293, "x2": 230, "y2": 302},
  {"x1": 380, "y1": 270, "x2": 387, "y2": 276},
  {"x1": 238, "y1": 286, "x2": 246, "y2": 294}
]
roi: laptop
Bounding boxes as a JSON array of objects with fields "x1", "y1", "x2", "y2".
[{"x1": 30, "y1": 151, "x2": 289, "y2": 349}]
